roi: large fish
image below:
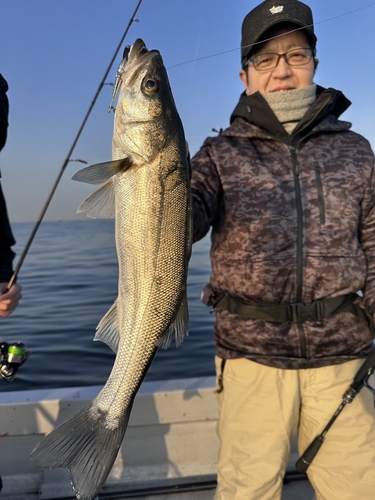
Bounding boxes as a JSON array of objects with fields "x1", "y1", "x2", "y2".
[{"x1": 31, "y1": 39, "x2": 192, "y2": 500}]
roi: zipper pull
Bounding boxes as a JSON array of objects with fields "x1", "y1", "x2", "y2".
[{"x1": 290, "y1": 146, "x2": 300, "y2": 176}]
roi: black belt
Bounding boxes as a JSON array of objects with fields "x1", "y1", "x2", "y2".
[{"x1": 209, "y1": 292, "x2": 368, "y2": 324}]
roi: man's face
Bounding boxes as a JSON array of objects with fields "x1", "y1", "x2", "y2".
[{"x1": 240, "y1": 29, "x2": 316, "y2": 95}]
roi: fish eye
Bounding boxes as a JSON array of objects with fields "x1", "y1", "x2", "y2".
[{"x1": 143, "y1": 77, "x2": 159, "y2": 94}]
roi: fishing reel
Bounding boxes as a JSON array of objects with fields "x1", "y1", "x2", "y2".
[{"x1": 0, "y1": 341, "x2": 30, "y2": 382}]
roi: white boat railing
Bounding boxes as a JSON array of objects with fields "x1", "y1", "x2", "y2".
[
  {"x1": 0, "y1": 377, "x2": 220, "y2": 499},
  {"x1": 0, "y1": 376, "x2": 302, "y2": 499}
]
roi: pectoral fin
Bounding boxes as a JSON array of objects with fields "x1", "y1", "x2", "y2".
[
  {"x1": 77, "y1": 179, "x2": 115, "y2": 219},
  {"x1": 72, "y1": 158, "x2": 132, "y2": 185}
]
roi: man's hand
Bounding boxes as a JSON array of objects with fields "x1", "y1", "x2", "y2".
[{"x1": 0, "y1": 283, "x2": 22, "y2": 317}]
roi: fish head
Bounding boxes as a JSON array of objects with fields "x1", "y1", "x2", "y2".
[{"x1": 112, "y1": 39, "x2": 184, "y2": 165}]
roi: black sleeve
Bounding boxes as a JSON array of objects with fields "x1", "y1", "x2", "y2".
[
  {"x1": 0, "y1": 183, "x2": 16, "y2": 282},
  {"x1": 0, "y1": 74, "x2": 15, "y2": 282},
  {"x1": 0, "y1": 73, "x2": 9, "y2": 152}
]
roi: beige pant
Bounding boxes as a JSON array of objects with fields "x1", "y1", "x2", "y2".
[{"x1": 214, "y1": 356, "x2": 375, "y2": 500}]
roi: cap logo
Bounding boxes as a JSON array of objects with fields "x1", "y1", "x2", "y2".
[{"x1": 270, "y1": 6, "x2": 284, "y2": 14}]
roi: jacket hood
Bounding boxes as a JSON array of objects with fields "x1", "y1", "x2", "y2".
[{"x1": 229, "y1": 86, "x2": 351, "y2": 144}]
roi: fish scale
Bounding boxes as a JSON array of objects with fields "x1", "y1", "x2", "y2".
[{"x1": 31, "y1": 38, "x2": 191, "y2": 500}]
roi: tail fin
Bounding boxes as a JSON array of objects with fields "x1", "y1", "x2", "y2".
[{"x1": 31, "y1": 404, "x2": 129, "y2": 500}]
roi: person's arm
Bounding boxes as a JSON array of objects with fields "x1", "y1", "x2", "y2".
[
  {"x1": 0, "y1": 73, "x2": 9, "y2": 152},
  {"x1": 0, "y1": 74, "x2": 22, "y2": 316},
  {"x1": 360, "y1": 154, "x2": 375, "y2": 322},
  {"x1": 191, "y1": 139, "x2": 223, "y2": 243},
  {"x1": 0, "y1": 182, "x2": 15, "y2": 279},
  {"x1": 0, "y1": 283, "x2": 22, "y2": 317},
  {"x1": 0, "y1": 183, "x2": 22, "y2": 316}
]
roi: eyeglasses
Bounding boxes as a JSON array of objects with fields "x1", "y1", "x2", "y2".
[{"x1": 246, "y1": 48, "x2": 313, "y2": 71}]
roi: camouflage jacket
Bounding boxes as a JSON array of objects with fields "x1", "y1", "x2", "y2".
[{"x1": 191, "y1": 86, "x2": 375, "y2": 369}]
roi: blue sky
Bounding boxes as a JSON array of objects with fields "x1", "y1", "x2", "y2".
[{"x1": 1, "y1": 0, "x2": 374, "y2": 222}]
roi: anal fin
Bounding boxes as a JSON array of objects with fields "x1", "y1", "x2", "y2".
[{"x1": 155, "y1": 287, "x2": 189, "y2": 349}]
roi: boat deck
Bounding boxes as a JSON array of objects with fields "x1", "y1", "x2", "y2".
[{"x1": 0, "y1": 378, "x2": 316, "y2": 500}]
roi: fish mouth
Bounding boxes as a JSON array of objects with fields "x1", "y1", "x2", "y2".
[
  {"x1": 123, "y1": 38, "x2": 154, "y2": 63},
  {"x1": 109, "y1": 39, "x2": 160, "y2": 111},
  {"x1": 122, "y1": 38, "x2": 160, "y2": 80}
]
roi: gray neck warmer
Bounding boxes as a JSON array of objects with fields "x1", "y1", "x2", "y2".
[{"x1": 262, "y1": 84, "x2": 317, "y2": 134}]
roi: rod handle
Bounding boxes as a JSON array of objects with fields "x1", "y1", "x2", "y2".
[{"x1": 295, "y1": 435, "x2": 324, "y2": 473}]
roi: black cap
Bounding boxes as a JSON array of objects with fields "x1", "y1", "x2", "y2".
[{"x1": 241, "y1": 0, "x2": 317, "y2": 66}]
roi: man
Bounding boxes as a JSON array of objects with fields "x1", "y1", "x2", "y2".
[
  {"x1": 0, "y1": 73, "x2": 22, "y2": 317},
  {"x1": 191, "y1": 1, "x2": 375, "y2": 498}
]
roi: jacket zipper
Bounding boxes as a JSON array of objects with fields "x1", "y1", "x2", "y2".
[
  {"x1": 314, "y1": 162, "x2": 326, "y2": 224},
  {"x1": 290, "y1": 145, "x2": 307, "y2": 358}
]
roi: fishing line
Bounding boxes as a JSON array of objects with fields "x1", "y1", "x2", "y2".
[
  {"x1": 6, "y1": 0, "x2": 144, "y2": 291},
  {"x1": 167, "y1": 1, "x2": 375, "y2": 70}
]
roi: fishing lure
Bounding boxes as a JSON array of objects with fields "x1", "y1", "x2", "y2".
[{"x1": 108, "y1": 45, "x2": 131, "y2": 113}]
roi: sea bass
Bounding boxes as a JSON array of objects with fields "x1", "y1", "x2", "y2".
[{"x1": 31, "y1": 39, "x2": 192, "y2": 500}]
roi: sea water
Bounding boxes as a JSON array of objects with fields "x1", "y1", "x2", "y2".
[{"x1": 0, "y1": 219, "x2": 216, "y2": 392}]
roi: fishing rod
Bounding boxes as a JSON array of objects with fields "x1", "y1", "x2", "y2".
[
  {"x1": 6, "y1": 0, "x2": 144, "y2": 292},
  {"x1": 295, "y1": 349, "x2": 375, "y2": 473}
]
